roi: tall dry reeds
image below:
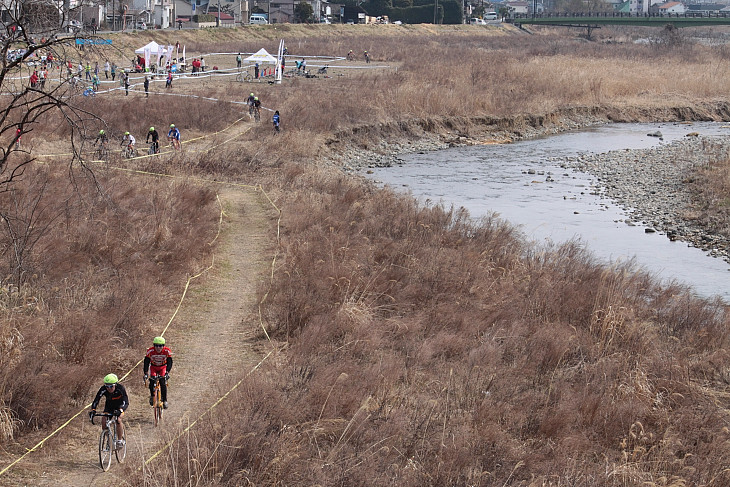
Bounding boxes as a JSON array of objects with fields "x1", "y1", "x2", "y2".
[
  {"x1": 7, "y1": 25, "x2": 730, "y2": 486},
  {"x1": 0, "y1": 162, "x2": 218, "y2": 434},
  {"x1": 134, "y1": 161, "x2": 730, "y2": 485}
]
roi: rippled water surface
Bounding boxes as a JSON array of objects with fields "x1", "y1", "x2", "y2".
[{"x1": 367, "y1": 122, "x2": 730, "y2": 302}]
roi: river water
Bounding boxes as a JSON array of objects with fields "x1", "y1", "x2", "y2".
[{"x1": 367, "y1": 122, "x2": 730, "y2": 302}]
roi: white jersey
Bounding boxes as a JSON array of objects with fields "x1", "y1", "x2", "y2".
[{"x1": 122, "y1": 134, "x2": 136, "y2": 145}]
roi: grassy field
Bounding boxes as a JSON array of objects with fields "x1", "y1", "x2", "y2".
[{"x1": 2, "y1": 23, "x2": 730, "y2": 485}]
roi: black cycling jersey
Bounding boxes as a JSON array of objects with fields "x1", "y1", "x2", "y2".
[
  {"x1": 91, "y1": 383, "x2": 129, "y2": 413},
  {"x1": 147, "y1": 130, "x2": 159, "y2": 143}
]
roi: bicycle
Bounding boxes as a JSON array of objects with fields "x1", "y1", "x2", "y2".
[
  {"x1": 235, "y1": 71, "x2": 252, "y2": 82},
  {"x1": 121, "y1": 144, "x2": 137, "y2": 159},
  {"x1": 146, "y1": 375, "x2": 166, "y2": 427},
  {"x1": 90, "y1": 412, "x2": 126, "y2": 471},
  {"x1": 148, "y1": 141, "x2": 159, "y2": 155},
  {"x1": 94, "y1": 143, "x2": 108, "y2": 160},
  {"x1": 253, "y1": 106, "x2": 260, "y2": 123}
]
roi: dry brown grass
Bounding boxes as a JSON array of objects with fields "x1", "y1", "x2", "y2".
[{"x1": 5, "y1": 24, "x2": 730, "y2": 486}]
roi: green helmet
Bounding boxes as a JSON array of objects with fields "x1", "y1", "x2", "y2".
[
  {"x1": 153, "y1": 336, "x2": 165, "y2": 345},
  {"x1": 103, "y1": 373, "x2": 118, "y2": 384},
  {"x1": 254, "y1": 96, "x2": 258, "y2": 101},
  {"x1": 99, "y1": 129, "x2": 105, "y2": 135},
  {"x1": 124, "y1": 131, "x2": 129, "y2": 135},
  {"x1": 250, "y1": 92, "x2": 254, "y2": 97},
  {"x1": 149, "y1": 127, "x2": 154, "y2": 132},
  {"x1": 169, "y1": 124, "x2": 175, "y2": 128}
]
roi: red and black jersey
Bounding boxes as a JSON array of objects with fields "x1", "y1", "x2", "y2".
[{"x1": 143, "y1": 346, "x2": 173, "y2": 375}]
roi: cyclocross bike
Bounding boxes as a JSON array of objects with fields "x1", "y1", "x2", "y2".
[
  {"x1": 147, "y1": 375, "x2": 166, "y2": 427},
  {"x1": 121, "y1": 144, "x2": 137, "y2": 158},
  {"x1": 148, "y1": 141, "x2": 159, "y2": 155},
  {"x1": 94, "y1": 142, "x2": 108, "y2": 161},
  {"x1": 235, "y1": 70, "x2": 253, "y2": 82},
  {"x1": 90, "y1": 412, "x2": 126, "y2": 471}
]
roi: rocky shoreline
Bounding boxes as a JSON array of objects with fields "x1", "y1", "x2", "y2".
[
  {"x1": 561, "y1": 135, "x2": 730, "y2": 265},
  {"x1": 331, "y1": 118, "x2": 730, "y2": 267}
]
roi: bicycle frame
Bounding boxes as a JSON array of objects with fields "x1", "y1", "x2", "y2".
[{"x1": 147, "y1": 375, "x2": 165, "y2": 427}]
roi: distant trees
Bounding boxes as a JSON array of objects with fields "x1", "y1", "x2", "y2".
[{"x1": 294, "y1": 1, "x2": 314, "y2": 22}]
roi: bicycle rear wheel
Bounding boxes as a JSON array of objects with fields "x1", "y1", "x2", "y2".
[
  {"x1": 115, "y1": 428, "x2": 127, "y2": 463},
  {"x1": 99, "y1": 429, "x2": 112, "y2": 471}
]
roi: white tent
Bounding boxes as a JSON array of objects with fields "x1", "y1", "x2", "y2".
[
  {"x1": 134, "y1": 41, "x2": 166, "y2": 55},
  {"x1": 244, "y1": 48, "x2": 277, "y2": 64}
]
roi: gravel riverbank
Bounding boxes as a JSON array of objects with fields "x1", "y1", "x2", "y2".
[
  {"x1": 332, "y1": 122, "x2": 730, "y2": 266},
  {"x1": 560, "y1": 135, "x2": 730, "y2": 265}
]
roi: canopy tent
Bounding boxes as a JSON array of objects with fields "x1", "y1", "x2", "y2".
[
  {"x1": 134, "y1": 41, "x2": 166, "y2": 55},
  {"x1": 244, "y1": 48, "x2": 277, "y2": 64}
]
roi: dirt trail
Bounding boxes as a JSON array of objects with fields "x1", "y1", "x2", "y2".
[{"x1": 2, "y1": 186, "x2": 274, "y2": 486}]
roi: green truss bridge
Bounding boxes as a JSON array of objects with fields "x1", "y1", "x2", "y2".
[{"x1": 508, "y1": 12, "x2": 730, "y2": 28}]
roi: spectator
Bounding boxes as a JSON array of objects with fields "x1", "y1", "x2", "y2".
[
  {"x1": 39, "y1": 68, "x2": 47, "y2": 90},
  {"x1": 104, "y1": 60, "x2": 110, "y2": 79},
  {"x1": 144, "y1": 75, "x2": 150, "y2": 97}
]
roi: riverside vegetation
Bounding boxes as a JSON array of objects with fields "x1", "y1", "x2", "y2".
[{"x1": 1, "y1": 23, "x2": 730, "y2": 485}]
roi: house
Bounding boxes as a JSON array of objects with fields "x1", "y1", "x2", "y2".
[
  {"x1": 174, "y1": 0, "x2": 244, "y2": 25},
  {"x1": 654, "y1": 1, "x2": 685, "y2": 14},
  {"x1": 502, "y1": 1, "x2": 529, "y2": 15},
  {"x1": 686, "y1": 3, "x2": 725, "y2": 14}
]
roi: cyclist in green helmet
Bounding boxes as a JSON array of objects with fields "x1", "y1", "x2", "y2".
[{"x1": 89, "y1": 373, "x2": 129, "y2": 449}]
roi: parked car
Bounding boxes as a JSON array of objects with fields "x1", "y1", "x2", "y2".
[
  {"x1": 470, "y1": 17, "x2": 486, "y2": 25},
  {"x1": 136, "y1": 21, "x2": 147, "y2": 30},
  {"x1": 68, "y1": 20, "x2": 82, "y2": 33},
  {"x1": 320, "y1": 17, "x2": 331, "y2": 24},
  {"x1": 485, "y1": 11, "x2": 499, "y2": 20},
  {"x1": 250, "y1": 14, "x2": 268, "y2": 24}
]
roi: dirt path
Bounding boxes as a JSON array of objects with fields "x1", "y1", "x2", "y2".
[{"x1": 2, "y1": 186, "x2": 274, "y2": 486}]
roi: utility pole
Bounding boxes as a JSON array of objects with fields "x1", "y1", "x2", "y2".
[{"x1": 433, "y1": 0, "x2": 437, "y2": 23}]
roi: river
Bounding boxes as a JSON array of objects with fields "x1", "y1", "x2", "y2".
[{"x1": 367, "y1": 122, "x2": 730, "y2": 302}]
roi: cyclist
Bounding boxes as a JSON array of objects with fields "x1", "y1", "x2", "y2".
[
  {"x1": 143, "y1": 336, "x2": 173, "y2": 409},
  {"x1": 272, "y1": 110, "x2": 280, "y2": 134},
  {"x1": 146, "y1": 126, "x2": 160, "y2": 154},
  {"x1": 347, "y1": 49, "x2": 354, "y2": 61},
  {"x1": 89, "y1": 374, "x2": 128, "y2": 449},
  {"x1": 94, "y1": 129, "x2": 108, "y2": 150},
  {"x1": 120, "y1": 131, "x2": 136, "y2": 155},
  {"x1": 247, "y1": 92, "x2": 255, "y2": 116},
  {"x1": 167, "y1": 124, "x2": 181, "y2": 150},
  {"x1": 252, "y1": 96, "x2": 261, "y2": 121}
]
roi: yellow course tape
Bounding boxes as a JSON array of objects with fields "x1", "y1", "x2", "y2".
[
  {"x1": 143, "y1": 350, "x2": 274, "y2": 466},
  {"x1": 0, "y1": 169, "x2": 283, "y2": 478}
]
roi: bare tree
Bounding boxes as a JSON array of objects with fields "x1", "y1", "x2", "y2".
[{"x1": 0, "y1": 1, "x2": 110, "y2": 288}]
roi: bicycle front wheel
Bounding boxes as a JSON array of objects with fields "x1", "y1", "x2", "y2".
[
  {"x1": 153, "y1": 385, "x2": 163, "y2": 427},
  {"x1": 115, "y1": 428, "x2": 127, "y2": 463},
  {"x1": 99, "y1": 429, "x2": 113, "y2": 471}
]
